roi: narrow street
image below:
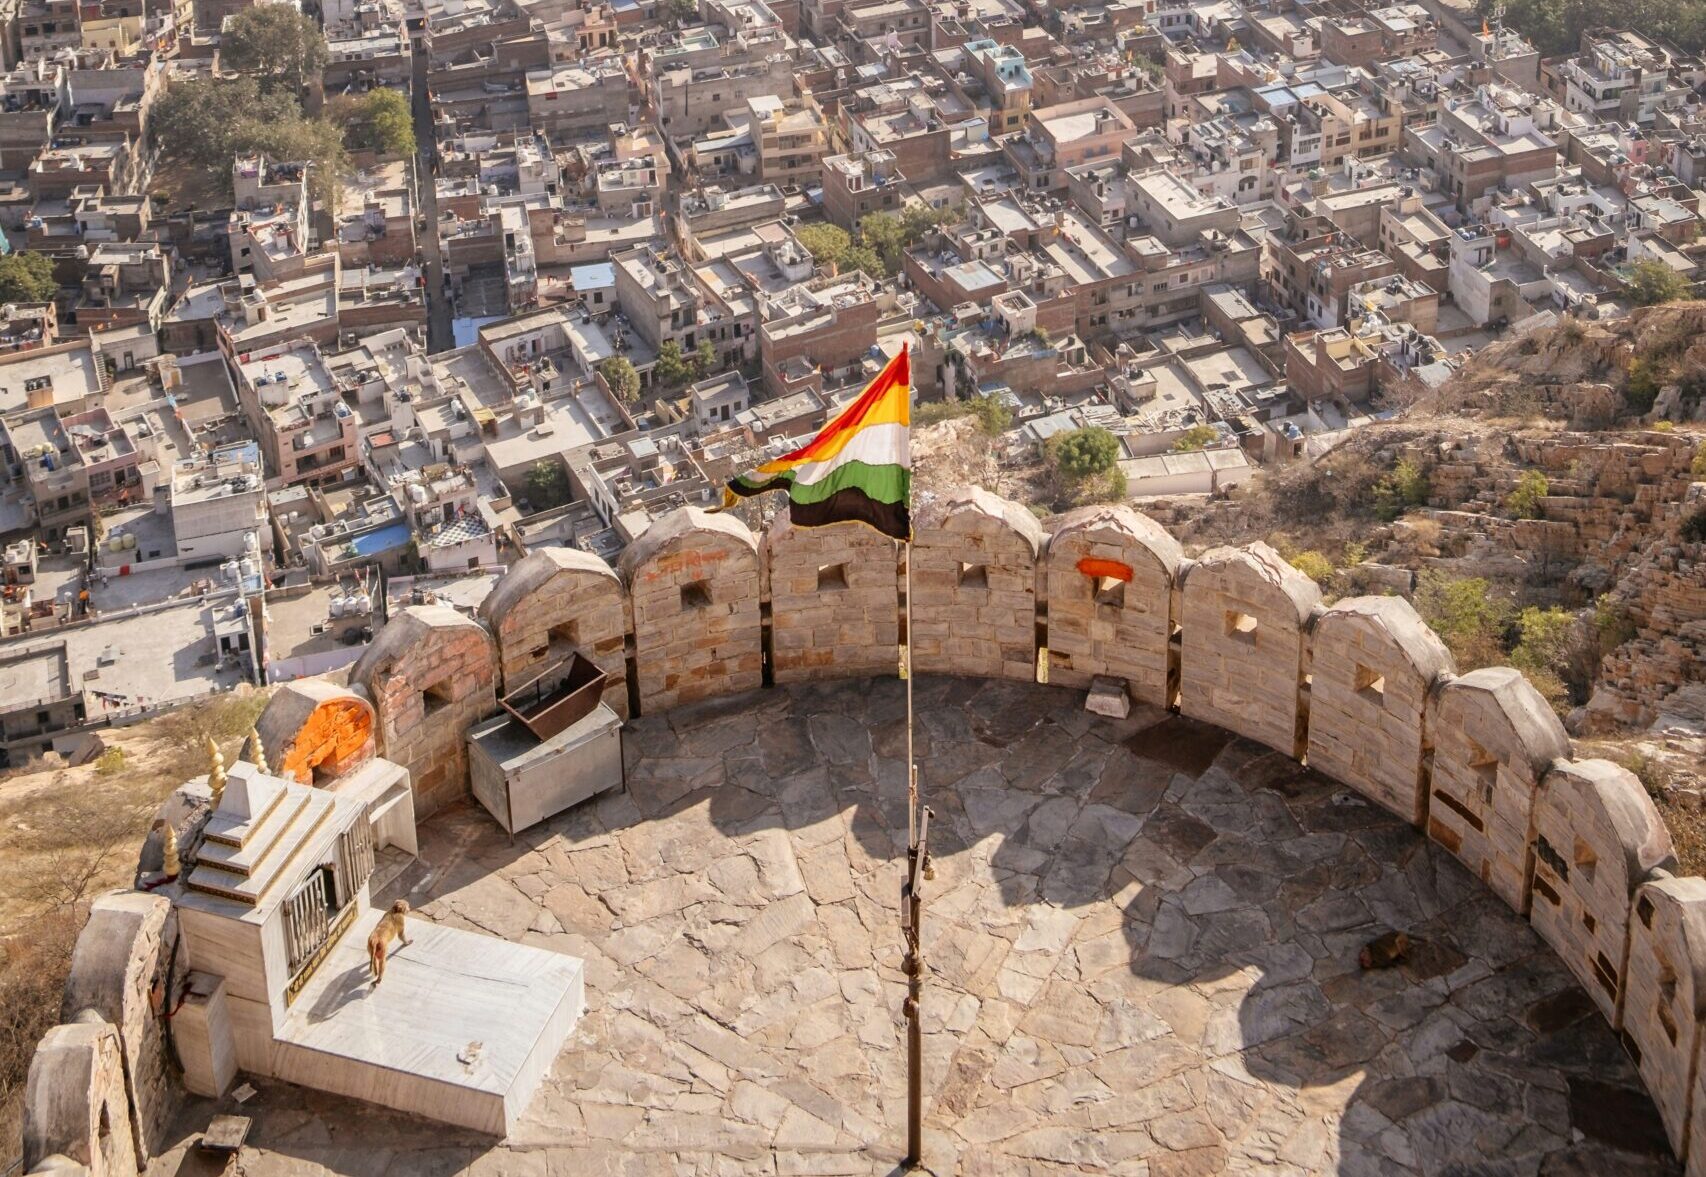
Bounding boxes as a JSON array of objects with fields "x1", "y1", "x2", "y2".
[{"x1": 412, "y1": 50, "x2": 453, "y2": 354}]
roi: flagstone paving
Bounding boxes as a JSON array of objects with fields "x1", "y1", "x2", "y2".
[{"x1": 150, "y1": 677, "x2": 1678, "y2": 1176}]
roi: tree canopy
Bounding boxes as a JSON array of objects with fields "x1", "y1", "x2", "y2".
[
  {"x1": 852, "y1": 203, "x2": 961, "y2": 276},
  {"x1": 1171, "y1": 423, "x2": 1219, "y2": 452},
  {"x1": 1494, "y1": 0, "x2": 1706, "y2": 56},
  {"x1": 599, "y1": 356, "x2": 641, "y2": 404},
  {"x1": 0, "y1": 253, "x2": 58, "y2": 303},
  {"x1": 332, "y1": 88, "x2": 416, "y2": 158},
  {"x1": 795, "y1": 223, "x2": 884, "y2": 279},
  {"x1": 153, "y1": 76, "x2": 349, "y2": 208},
  {"x1": 1047, "y1": 426, "x2": 1121, "y2": 480},
  {"x1": 221, "y1": 5, "x2": 329, "y2": 96},
  {"x1": 654, "y1": 340, "x2": 695, "y2": 387},
  {"x1": 1624, "y1": 258, "x2": 1690, "y2": 307},
  {"x1": 526, "y1": 460, "x2": 572, "y2": 510}
]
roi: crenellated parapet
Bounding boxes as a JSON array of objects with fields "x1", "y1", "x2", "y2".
[
  {"x1": 909, "y1": 487, "x2": 1046, "y2": 683},
  {"x1": 1307, "y1": 596, "x2": 1454, "y2": 825},
  {"x1": 1041, "y1": 504, "x2": 1182, "y2": 706},
  {"x1": 765, "y1": 514, "x2": 900, "y2": 683},
  {"x1": 1178, "y1": 541, "x2": 1320, "y2": 759},
  {"x1": 349, "y1": 605, "x2": 496, "y2": 820},
  {"x1": 31, "y1": 486, "x2": 1706, "y2": 1175},
  {"x1": 617, "y1": 506, "x2": 763, "y2": 713},
  {"x1": 479, "y1": 546, "x2": 630, "y2": 717}
]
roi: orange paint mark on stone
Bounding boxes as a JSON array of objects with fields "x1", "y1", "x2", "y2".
[{"x1": 1077, "y1": 557, "x2": 1134, "y2": 583}]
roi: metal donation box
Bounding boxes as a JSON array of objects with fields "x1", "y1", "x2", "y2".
[{"x1": 468, "y1": 653, "x2": 625, "y2": 834}]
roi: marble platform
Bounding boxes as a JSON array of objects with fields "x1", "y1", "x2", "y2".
[{"x1": 269, "y1": 906, "x2": 584, "y2": 1136}]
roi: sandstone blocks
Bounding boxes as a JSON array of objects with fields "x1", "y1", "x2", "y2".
[
  {"x1": 23, "y1": 1020, "x2": 136, "y2": 1177},
  {"x1": 1178, "y1": 542, "x2": 1319, "y2": 758},
  {"x1": 58, "y1": 893, "x2": 176, "y2": 1164},
  {"x1": 1043, "y1": 504, "x2": 1182, "y2": 705},
  {"x1": 1623, "y1": 873, "x2": 1706, "y2": 1162},
  {"x1": 910, "y1": 488, "x2": 1044, "y2": 682},
  {"x1": 765, "y1": 516, "x2": 899, "y2": 683},
  {"x1": 255, "y1": 680, "x2": 376, "y2": 786},
  {"x1": 479, "y1": 545, "x2": 630, "y2": 717},
  {"x1": 1306, "y1": 596, "x2": 1453, "y2": 825},
  {"x1": 1529, "y1": 758, "x2": 1674, "y2": 1022},
  {"x1": 351, "y1": 605, "x2": 498, "y2": 819},
  {"x1": 619, "y1": 506, "x2": 762, "y2": 712},
  {"x1": 1426, "y1": 668, "x2": 1570, "y2": 912}
]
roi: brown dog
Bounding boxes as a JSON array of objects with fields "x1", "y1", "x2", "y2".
[
  {"x1": 367, "y1": 900, "x2": 412, "y2": 985},
  {"x1": 1359, "y1": 930, "x2": 1410, "y2": 970}
]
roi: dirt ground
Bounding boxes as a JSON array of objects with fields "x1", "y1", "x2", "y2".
[{"x1": 0, "y1": 690, "x2": 269, "y2": 1160}]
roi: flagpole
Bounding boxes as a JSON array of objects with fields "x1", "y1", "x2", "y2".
[{"x1": 899, "y1": 346, "x2": 926, "y2": 1171}]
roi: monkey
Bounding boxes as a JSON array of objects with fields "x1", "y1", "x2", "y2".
[
  {"x1": 367, "y1": 900, "x2": 412, "y2": 986},
  {"x1": 1359, "y1": 930, "x2": 1410, "y2": 971}
]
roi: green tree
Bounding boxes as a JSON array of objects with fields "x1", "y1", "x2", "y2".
[
  {"x1": 1511, "y1": 605, "x2": 1576, "y2": 711},
  {"x1": 152, "y1": 76, "x2": 347, "y2": 206},
  {"x1": 153, "y1": 77, "x2": 295, "y2": 167},
  {"x1": 1512, "y1": 606, "x2": 1575, "y2": 676},
  {"x1": 1373, "y1": 456, "x2": 1430, "y2": 521},
  {"x1": 797, "y1": 222, "x2": 885, "y2": 276},
  {"x1": 655, "y1": 340, "x2": 694, "y2": 386},
  {"x1": 0, "y1": 252, "x2": 57, "y2": 303},
  {"x1": 1047, "y1": 426, "x2": 1120, "y2": 481},
  {"x1": 1171, "y1": 423, "x2": 1218, "y2": 452},
  {"x1": 1505, "y1": 469, "x2": 1549, "y2": 519},
  {"x1": 1626, "y1": 356, "x2": 1664, "y2": 414},
  {"x1": 915, "y1": 393, "x2": 1011, "y2": 436},
  {"x1": 334, "y1": 87, "x2": 415, "y2": 157},
  {"x1": 857, "y1": 212, "x2": 907, "y2": 276},
  {"x1": 1415, "y1": 571, "x2": 1513, "y2": 670},
  {"x1": 599, "y1": 356, "x2": 640, "y2": 404},
  {"x1": 526, "y1": 460, "x2": 571, "y2": 510},
  {"x1": 221, "y1": 6, "x2": 326, "y2": 96},
  {"x1": 898, "y1": 200, "x2": 959, "y2": 241},
  {"x1": 1692, "y1": 439, "x2": 1706, "y2": 479},
  {"x1": 694, "y1": 339, "x2": 717, "y2": 377},
  {"x1": 221, "y1": 5, "x2": 328, "y2": 96},
  {"x1": 663, "y1": 0, "x2": 696, "y2": 23},
  {"x1": 1624, "y1": 258, "x2": 1690, "y2": 307}
]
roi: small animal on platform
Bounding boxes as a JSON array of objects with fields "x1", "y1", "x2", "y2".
[
  {"x1": 367, "y1": 900, "x2": 413, "y2": 985},
  {"x1": 1359, "y1": 930, "x2": 1410, "y2": 970}
]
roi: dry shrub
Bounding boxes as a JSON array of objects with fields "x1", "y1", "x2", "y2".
[
  {"x1": 1660, "y1": 798, "x2": 1706, "y2": 879},
  {"x1": 0, "y1": 907, "x2": 81, "y2": 1140},
  {"x1": 152, "y1": 692, "x2": 269, "y2": 783}
]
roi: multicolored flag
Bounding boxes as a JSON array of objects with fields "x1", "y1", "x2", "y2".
[{"x1": 722, "y1": 344, "x2": 912, "y2": 541}]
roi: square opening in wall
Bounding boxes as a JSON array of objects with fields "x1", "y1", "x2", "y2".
[
  {"x1": 1466, "y1": 737, "x2": 1499, "y2": 799},
  {"x1": 548, "y1": 620, "x2": 580, "y2": 660},
  {"x1": 680, "y1": 580, "x2": 712, "y2": 610},
  {"x1": 1094, "y1": 575, "x2": 1125, "y2": 609},
  {"x1": 958, "y1": 563, "x2": 988, "y2": 590},
  {"x1": 422, "y1": 679, "x2": 453, "y2": 717},
  {"x1": 1354, "y1": 664, "x2": 1386, "y2": 705},
  {"x1": 818, "y1": 563, "x2": 849, "y2": 591},
  {"x1": 1224, "y1": 611, "x2": 1258, "y2": 646},
  {"x1": 1574, "y1": 837, "x2": 1598, "y2": 885}
]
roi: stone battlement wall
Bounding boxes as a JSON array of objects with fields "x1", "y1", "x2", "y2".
[{"x1": 20, "y1": 489, "x2": 1706, "y2": 1174}]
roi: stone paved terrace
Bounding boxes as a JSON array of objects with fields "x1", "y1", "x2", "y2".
[{"x1": 148, "y1": 678, "x2": 1678, "y2": 1176}]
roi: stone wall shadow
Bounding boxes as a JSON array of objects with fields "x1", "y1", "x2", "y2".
[
  {"x1": 603, "y1": 673, "x2": 1680, "y2": 1174},
  {"x1": 967, "y1": 685, "x2": 1676, "y2": 1177}
]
